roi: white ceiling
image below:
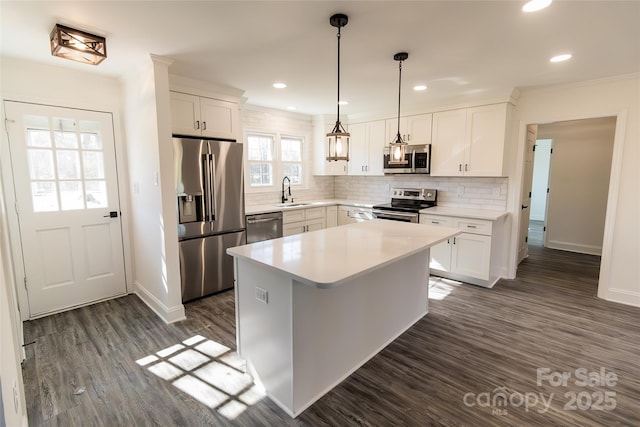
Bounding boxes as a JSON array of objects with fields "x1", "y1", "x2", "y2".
[{"x1": 1, "y1": 1, "x2": 639, "y2": 117}]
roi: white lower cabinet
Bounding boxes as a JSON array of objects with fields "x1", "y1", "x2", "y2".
[
  {"x1": 326, "y1": 205, "x2": 338, "y2": 228},
  {"x1": 420, "y1": 214, "x2": 499, "y2": 287},
  {"x1": 283, "y1": 207, "x2": 326, "y2": 236},
  {"x1": 337, "y1": 206, "x2": 374, "y2": 226}
]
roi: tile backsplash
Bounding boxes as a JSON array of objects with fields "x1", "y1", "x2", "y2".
[
  {"x1": 244, "y1": 176, "x2": 335, "y2": 206},
  {"x1": 334, "y1": 175, "x2": 508, "y2": 210},
  {"x1": 246, "y1": 174, "x2": 507, "y2": 211}
]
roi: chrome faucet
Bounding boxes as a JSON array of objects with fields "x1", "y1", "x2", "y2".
[{"x1": 281, "y1": 176, "x2": 291, "y2": 203}]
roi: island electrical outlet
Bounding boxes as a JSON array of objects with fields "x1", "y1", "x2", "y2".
[{"x1": 255, "y1": 286, "x2": 268, "y2": 304}]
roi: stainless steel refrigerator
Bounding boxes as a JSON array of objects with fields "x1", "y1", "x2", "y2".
[{"x1": 174, "y1": 137, "x2": 245, "y2": 302}]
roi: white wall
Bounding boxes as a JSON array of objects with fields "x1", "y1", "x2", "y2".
[
  {"x1": 0, "y1": 184, "x2": 28, "y2": 426},
  {"x1": 538, "y1": 118, "x2": 615, "y2": 255},
  {"x1": 511, "y1": 74, "x2": 640, "y2": 307},
  {"x1": 530, "y1": 139, "x2": 551, "y2": 221},
  {"x1": 122, "y1": 55, "x2": 184, "y2": 323}
]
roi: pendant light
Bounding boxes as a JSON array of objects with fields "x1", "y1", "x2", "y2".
[
  {"x1": 326, "y1": 14, "x2": 350, "y2": 162},
  {"x1": 388, "y1": 52, "x2": 409, "y2": 165}
]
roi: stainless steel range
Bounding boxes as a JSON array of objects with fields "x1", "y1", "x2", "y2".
[{"x1": 372, "y1": 188, "x2": 437, "y2": 223}]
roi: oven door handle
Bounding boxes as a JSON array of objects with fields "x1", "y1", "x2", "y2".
[{"x1": 373, "y1": 210, "x2": 419, "y2": 222}]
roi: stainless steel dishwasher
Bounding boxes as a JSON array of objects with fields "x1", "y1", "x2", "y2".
[{"x1": 246, "y1": 212, "x2": 283, "y2": 243}]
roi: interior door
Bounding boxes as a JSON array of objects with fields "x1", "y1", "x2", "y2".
[
  {"x1": 4, "y1": 101, "x2": 126, "y2": 317},
  {"x1": 518, "y1": 124, "x2": 537, "y2": 264}
]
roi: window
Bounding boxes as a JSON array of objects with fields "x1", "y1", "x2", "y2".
[
  {"x1": 25, "y1": 115, "x2": 108, "y2": 212},
  {"x1": 281, "y1": 137, "x2": 303, "y2": 185},
  {"x1": 247, "y1": 134, "x2": 274, "y2": 187},
  {"x1": 246, "y1": 133, "x2": 304, "y2": 189}
]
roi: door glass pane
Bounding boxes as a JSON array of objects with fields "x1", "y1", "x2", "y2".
[
  {"x1": 54, "y1": 131, "x2": 78, "y2": 148},
  {"x1": 82, "y1": 151, "x2": 105, "y2": 179},
  {"x1": 27, "y1": 149, "x2": 55, "y2": 180},
  {"x1": 85, "y1": 180, "x2": 107, "y2": 208},
  {"x1": 80, "y1": 133, "x2": 102, "y2": 150},
  {"x1": 26, "y1": 129, "x2": 52, "y2": 148},
  {"x1": 31, "y1": 182, "x2": 59, "y2": 212},
  {"x1": 59, "y1": 181, "x2": 84, "y2": 211},
  {"x1": 56, "y1": 150, "x2": 81, "y2": 179}
]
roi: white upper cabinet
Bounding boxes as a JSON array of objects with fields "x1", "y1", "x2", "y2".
[
  {"x1": 170, "y1": 91, "x2": 239, "y2": 140},
  {"x1": 312, "y1": 116, "x2": 348, "y2": 176},
  {"x1": 431, "y1": 103, "x2": 508, "y2": 177},
  {"x1": 385, "y1": 113, "x2": 432, "y2": 146},
  {"x1": 348, "y1": 120, "x2": 385, "y2": 176}
]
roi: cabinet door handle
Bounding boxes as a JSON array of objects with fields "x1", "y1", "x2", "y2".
[
  {"x1": 459, "y1": 164, "x2": 462, "y2": 172},
  {"x1": 195, "y1": 120, "x2": 200, "y2": 130},
  {"x1": 431, "y1": 221, "x2": 439, "y2": 224},
  {"x1": 447, "y1": 239, "x2": 450, "y2": 244},
  {"x1": 467, "y1": 225, "x2": 477, "y2": 229},
  {"x1": 203, "y1": 121, "x2": 207, "y2": 130},
  {"x1": 453, "y1": 237, "x2": 456, "y2": 244},
  {"x1": 465, "y1": 163, "x2": 468, "y2": 171}
]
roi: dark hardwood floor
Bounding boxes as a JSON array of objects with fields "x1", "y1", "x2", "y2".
[{"x1": 22, "y1": 245, "x2": 640, "y2": 426}]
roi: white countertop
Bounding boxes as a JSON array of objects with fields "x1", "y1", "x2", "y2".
[
  {"x1": 245, "y1": 199, "x2": 375, "y2": 215},
  {"x1": 419, "y1": 206, "x2": 508, "y2": 221},
  {"x1": 227, "y1": 219, "x2": 459, "y2": 288}
]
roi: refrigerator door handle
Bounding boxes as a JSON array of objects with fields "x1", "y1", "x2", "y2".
[
  {"x1": 202, "y1": 153, "x2": 213, "y2": 221},
  {"x1": 209, "y1": 153, "x2": 217, "y2": 221}
]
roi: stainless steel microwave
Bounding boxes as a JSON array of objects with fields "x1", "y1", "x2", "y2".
[{"x1": 383, "y1": 143, "x2": 431, "y2": 174}]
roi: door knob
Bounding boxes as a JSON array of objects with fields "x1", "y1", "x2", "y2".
[
  {"x1": 521, "y1": 205, "x2": 529, "y2": 210},
  {"x1": 104, "y1": 211, "x2": 118, "y2": 218}
]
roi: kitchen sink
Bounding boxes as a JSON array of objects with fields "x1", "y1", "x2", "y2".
[{"x1": 273, "y1": 202, "x2": 310, "y2": 208}]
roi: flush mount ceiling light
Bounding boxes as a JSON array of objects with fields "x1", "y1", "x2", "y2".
[
  {"x1": 522, "y1": 0, "x2": 552, "y2": 12},
  {"x1": 326, "y1": 13, "x2": 350, "y2": 162},
  {"x1": 388, "y1": 52, "x2": 409, "y2": 165},
  {"x1": 414, "y1": 84, "x2": 427, "y2": 91},
  {"x1": 273, "y1": 82, "x2": 287, "y2": 89},
  {"x1": 50, "y1": 24, "x2": 107, "y2": 65}
]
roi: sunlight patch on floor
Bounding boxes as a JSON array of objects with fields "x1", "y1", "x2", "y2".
[
  {"x1": 428, "y1": 276, "x2": 462, "y2": 300},
  {"x1": 135, "y1": 334, "x2": 265, "y2": 420}
]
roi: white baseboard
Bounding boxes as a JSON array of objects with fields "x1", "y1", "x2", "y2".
[
  {"x1": 602, "y1": 287, "x2": 640, "y2": 308},
  {"x1": 134, "y1": 281, "x2": 186, "y2": 324},
  {"x1": 546, "y1": 240, "x2": 602, "y2": 256}
]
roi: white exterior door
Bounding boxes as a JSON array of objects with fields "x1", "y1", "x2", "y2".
[{"x1": 4, "y1": 101, "x2": 126, "y2": 317}]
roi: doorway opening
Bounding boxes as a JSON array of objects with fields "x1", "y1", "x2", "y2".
[
  {"x1": 519, "y1": 116, "x2": 617, "y2": 274},
  {"x1": 527, "y1": 138, "x2": 552, "y2": 247}
]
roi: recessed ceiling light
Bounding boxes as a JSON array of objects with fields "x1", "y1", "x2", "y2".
[
  {"x1": 273, "y1": 82, "x2": 287, "y2": 89},
  {"x1": 287, "y1": 106, "x2": 296, "y2": 110},
  {"x1": 414, "y1": 85, "x2": 427, "y2": 91},
  {"x1": 522, "y1": 0, "x2": 552, "y2": 12},
  {"x1": 338, "y1": 100, "x2": 348, "y2": 106},
  {"x1": 550, "y1": 54, "x2": 572, "y2": 62}
]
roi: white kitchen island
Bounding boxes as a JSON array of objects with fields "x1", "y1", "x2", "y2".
[{"x1": 227, "y1": 219, "x2": 459, "y2": 417}]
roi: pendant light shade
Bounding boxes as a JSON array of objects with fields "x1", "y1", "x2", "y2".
[
  {"x1": 326, "y1": 14, "x2": 350, "y2": 162},
  {"x1": 388, "y1": 52, "x2": 409, "y2": 165},
  {"x1": 50, "y1": 24, "x2": 107, "y2": 65}
]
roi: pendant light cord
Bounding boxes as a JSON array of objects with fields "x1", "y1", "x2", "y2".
[
  {"x1": 396, "y1": 59, "x2": 403, "y2": 138},
  {"x1": 336, "y1": 26, "x2": 342, "y2": 124}
]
